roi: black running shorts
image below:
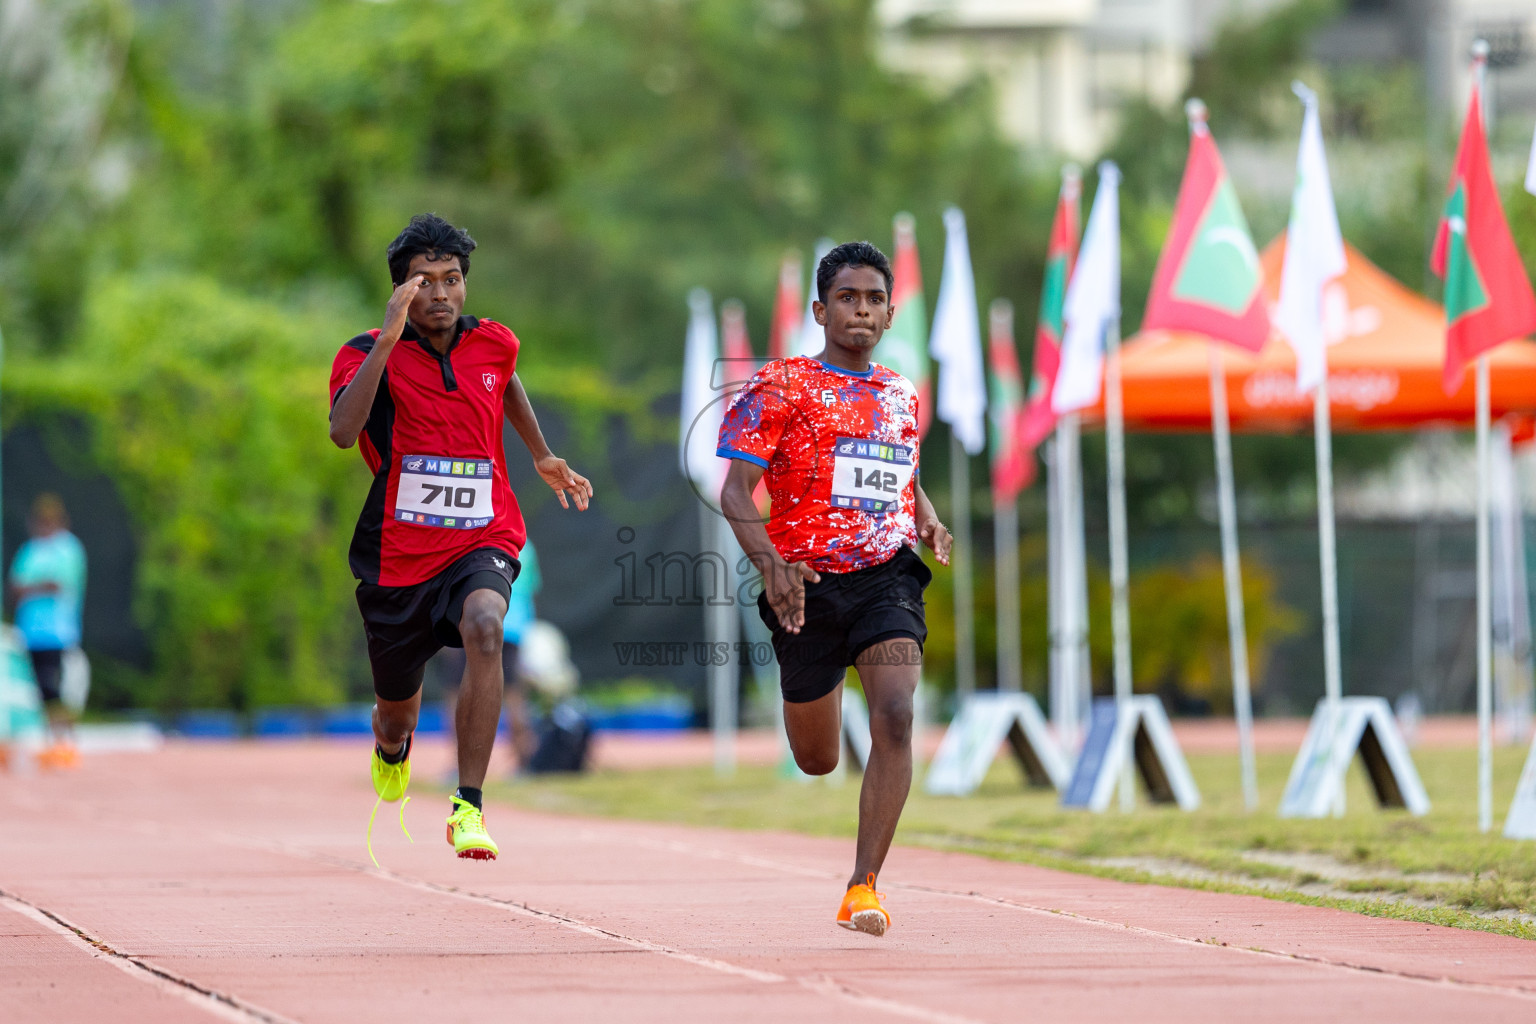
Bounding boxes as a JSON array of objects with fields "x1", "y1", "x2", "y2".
[
  {"x1": 355, "y1": 546, "x2": 519, "y2": 702},
  {"x1": 757, "y1": 545, "x2": 931, "y2": 704},
  {"x1": 29, "y1": 648, "x2": 63, "y2": 705}
]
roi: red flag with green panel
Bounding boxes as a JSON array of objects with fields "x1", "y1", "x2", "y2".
[
  {"x1": 988, "y1": 301, "x2": 1033, "y2": 499},
  {"x1": 882, "y1": 213, "x2": 933, "y2": 436},
  {"x1": 1430, "y1": 85, "x2": 1536, "y2": 392},
  {"x1": 1142, "y1": 117, "x2": 1270, "y2": 351},
  {"x1": 766, "y1": 253, "x2": 802, "y2": 362},
  {"x1": 1018, "y1": 172, "x2": 1081, "y2": 452}
]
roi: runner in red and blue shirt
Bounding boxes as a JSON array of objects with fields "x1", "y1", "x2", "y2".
[
  {"x1": 718, "y1": 242, "x2": 952, "y2": 936},
  {"x1": 329, "y1": 214, "x2": 592, "y2": 861}
]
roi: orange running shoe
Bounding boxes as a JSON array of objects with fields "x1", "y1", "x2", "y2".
[
  {"x1": 39, "y1": 742, "x2": 80, "y2": 770},
  {"x1": 836, "y1": 874, "x2": 889, "y2": 936}
]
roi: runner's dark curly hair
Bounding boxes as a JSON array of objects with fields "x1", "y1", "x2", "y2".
[
  {"x1": 386, "y1": 214, "x2": 477, "y2": 285},
  {"x1": 815, "y1": 241, "x2": 893, "y2": 302}
]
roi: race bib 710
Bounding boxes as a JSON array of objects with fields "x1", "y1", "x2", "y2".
[
  {"x1": 394, "y1": 455, "x2": 494, "y2": 529},
  {"x1": 829, "y1": 437, "x2": 915, "y2": 513}
]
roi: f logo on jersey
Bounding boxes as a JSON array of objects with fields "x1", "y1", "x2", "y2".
[
  {"x1": 821, "y1": 390, "x2": 836, "y2": 406},
  {"x1": 483, "y1": 373, "x2": 497, "y2": 392}
]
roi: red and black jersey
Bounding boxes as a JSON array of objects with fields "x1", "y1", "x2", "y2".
[{"x1": 330, "y1": 315, "x2": 527, "y2": 586}]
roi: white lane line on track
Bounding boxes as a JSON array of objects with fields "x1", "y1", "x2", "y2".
[
  {"x1": 900, "y1": 883, "x2": 1536, "y2": 1002},
  {"x1": 584, "y1": 830, "x2": 1536, "y2": 1002},
  {"x1": 0, "y1": 890, "x2": 305, "y2": 1024},
  {"x1": 797, "y1": 974, "x2": 1000, "y2": 1024},
  {"x1": 376, "y1": 868, "x2": 789, "y2": 984},
  {"x1": 210, "y1": 831, "x2": 995, "y2": 1024}
]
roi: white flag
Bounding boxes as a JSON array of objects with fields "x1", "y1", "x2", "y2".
[
  {"x1": 680, "y1": 288, "x2": 725, "y2": 493},
  {"x1": 1053, "y1": 162, "x2": 1120, "y2": 414},
  {"x1": 1526, "y1": 119, "x2": 1536, "y2": 196},
  {"x1": 1275, "y1": 82, "x2": 1347, "y2": 395},
  {"x1": 796, "y1": 238, "x2": 836, "y2": 358},
  {"x1": 930, "y1": 207, "x2": 987, "y2": 454}
]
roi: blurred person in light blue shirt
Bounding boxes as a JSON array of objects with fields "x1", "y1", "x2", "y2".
[
  {"x1": 435, "y1": 541, "x2": 542, "y2": 772},
  {"x1": 8, "y1": 494, "x2": 86, "y2": 759},
  {"x1": 500, "y1": 541, "x2": 541, "y2": 765}
]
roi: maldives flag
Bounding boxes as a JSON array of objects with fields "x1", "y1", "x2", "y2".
[
  {"x1": 1142, "y1": 116, "x2": 1270, "y2": 351},
  {"x1": 988, "y1": 300, "x2": 1033, "y2": 500},
  {"x1": 719, "y1": 299, "x2": 754, "y2": 388},
  {"x1": 1431, "y1": 85, "x2": 1536, "y2": 392},
  {"x1": 1018, "y1": 171, "x2": 1081, "y2": 451},
  {"x1": 881, "y1": 212, "x2": 933, "y2": 436},
  {"x1": 766, "y1": 253, "x2": 802, "y2": 361}
]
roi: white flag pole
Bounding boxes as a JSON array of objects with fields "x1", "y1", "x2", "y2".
[
  {"x1": 1280, "y1": 81, "x2": 1349, "y2": 818},
  {"x1": 1068, "y1": 415, "x2": 1091, "y2": 727},
  {"x1": 1105, "y1": 315, "x2": 1135, "y2": 812},
  {"x1": 932, "y1": 207, "x2": 986, "y2": 700},
  {"x1": 1058, "y1": 414, "x2": 1088, "y2": 747},
  {"x1": 681, "y1": 289, "x2": 737, "y2": 776},
  {"x1": 992, "y1": 300, "x2": 1024, "y2": 694},
  {"x1": 1314, "y1": 372, "x2": 1344, "y2": 813},
  {"x1": 1182, "y1": 98, "x2": 1259, "y2": 813},
  {"x1": 1477, "y1": 353, "x2": 1493, "y2": 832},
  {"x1": 1052, "y1": 162, "x2": 1119, "y2": 751},
  {"x1": 1473, "y1": 39, "x2": 1494, "y2": 834},
  {"x1": 1046, "y1": 430, "x2": 1066, "y2": 724},
  {"x1": 994, "y1": 491, "x2": 1022, "y2": 692},
  {"x1": 951, "y1": 434, "x2": 976, "y2": 699},
  {"x1": 1208, "y1": 343, "x2": 1258, "y2": 812},
  {"x1": 705, "y1": 512, "x2": 739, "y2": 776}
]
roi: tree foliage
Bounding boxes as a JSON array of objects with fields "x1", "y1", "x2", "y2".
[{"x1": 7, "y1": 275, "x2": 364, "y2": 708}]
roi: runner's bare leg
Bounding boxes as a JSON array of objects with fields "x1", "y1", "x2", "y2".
[
  {"x1": 848, "y1": 637, "x2": 919, "y2": 890},
  {"x1": 373, "y1": 685, "x2": 421, "y2": 756},
  {"x1": 456, "y1": 588, "x2": 509, "y2": 789},
  {"x1": 783, "y1": 679, "x2": 844, "y2": 776}
]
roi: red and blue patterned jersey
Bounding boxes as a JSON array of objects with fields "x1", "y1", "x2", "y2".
[{"x1": 717, "y1": 356, "x2": 920, "y2": 573}]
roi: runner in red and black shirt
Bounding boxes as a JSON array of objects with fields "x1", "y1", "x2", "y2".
[
  {"x1": 330, "y1": 214, "x2": 591, "y2": 861},
  {"x1": 718, "y1": 242, "x2": 952, "y2": 936}
]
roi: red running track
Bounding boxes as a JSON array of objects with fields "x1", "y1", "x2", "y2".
[{"x1": 2, "y1": 739, "x2": 1533, "y2": 1023}]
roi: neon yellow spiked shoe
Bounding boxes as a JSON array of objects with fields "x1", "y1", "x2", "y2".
[
  {"x1": 367, "y1": 736, "x2": 413, "y2": 867},
  {"x1": 446, "y1": 796, "x2": 499, "y2": 860},
  {"x1": 371, "y1": 737, "x2": 412, "y2": 801}
]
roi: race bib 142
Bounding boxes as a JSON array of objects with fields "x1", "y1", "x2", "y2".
[
  {"x1": 829, "y1": 437, "x2": 915, "y2": 513},
  {"x1": 394, "y1": 455, "x2": 494, "y2": 529}
]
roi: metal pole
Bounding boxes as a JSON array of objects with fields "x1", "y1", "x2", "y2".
[
  {"x1": 995, "y1": 496, "x2": 1022, "y2": 692},
  {"x1": 704, "y1": 512, "x2": 738, "y2": 776},
  {"x1": 1208, "y1": 345, "x2": 1259, "y2": 811},
  {"x1": 1477, "y1": 354, "x2": 1493, "y2": 832},
  {"x1": 1315, "y1": 369, "x2": 1345, "y2": 818},
  {"x1": 951, "y1": 433, "x2": 976, "y2": 699},
  {"x1": 1069, "y1": 415, "x2": 1091, "y2": 732},
  {"x1": 1059, "y1": 414, "x2": 1088, "y2": 748},
  {"x1": 1105, "y1": 319, "x2": 1135, "y2": 811},
  {"x1": 1473, "y1": 41, "x2": 1493, "y2": 833},
  {"x1": 1047, "y1": 431, "x2": 1066, "y2": 728}
]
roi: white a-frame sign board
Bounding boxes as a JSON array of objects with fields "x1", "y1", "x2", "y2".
[
  {"x1": 1279, "y1": 697, "x2": 1430, "y2": 818},
  {"x1": 1503, "y1": 732, "x2": 1536, "y2": 838},
  {"x1": 1061, "y1": 696, "x2": 1200, "y2": 811},
  {"x1": 925, "y1": 692, "x2": 1070, "y2": 796}
]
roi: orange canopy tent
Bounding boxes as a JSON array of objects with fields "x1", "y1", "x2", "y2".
[{"x1": 1088, "y1": 239, "x2": 1536, "y2": 432}]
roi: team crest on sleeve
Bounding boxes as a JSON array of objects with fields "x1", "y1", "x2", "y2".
[{"x1": 483, "y1": 373, "x2": 497, "y2": 392}]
